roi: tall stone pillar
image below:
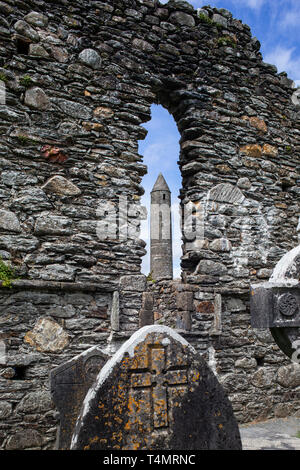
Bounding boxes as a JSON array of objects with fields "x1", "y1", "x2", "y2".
[{"x1": 150, "y1": 173, "x2": 173, "y2": 281}]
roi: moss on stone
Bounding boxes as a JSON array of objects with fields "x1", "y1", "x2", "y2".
[
  {"x1": 0, "y1": 257, "x2": 16, "y2": 288},
  {"x1": 20, "y1": 74, "x2": 33, "y2": 88}
]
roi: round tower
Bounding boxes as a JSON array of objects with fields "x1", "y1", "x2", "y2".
[{"x1": 150, "y1": 173, "x2": 173, "y2": 281}]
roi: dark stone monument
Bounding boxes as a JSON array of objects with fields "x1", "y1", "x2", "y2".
[
  {"x1": 50, "y1": 346, "x2": 110, "y2": 449},
  {"x1": 251, "y1": 245, "x2": 300, "y2": 359},
  {"x1": 71, "y1": 325, "x2": 242, "y2": 450}
]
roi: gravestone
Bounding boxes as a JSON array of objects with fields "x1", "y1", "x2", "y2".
[
  {"x1": 251, "y1": 245, "x2": 300, "y2": 359},
  {"x1": 71, "y1": 325, "x2": 242, "y2": 450},
  {"x1": 50, "y1": 346, "x2": 110, "y2": 449}
]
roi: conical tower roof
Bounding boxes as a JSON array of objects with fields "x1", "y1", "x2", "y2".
[{"x1": 151, "y1": 173, "x2": 171, "y2": 192}]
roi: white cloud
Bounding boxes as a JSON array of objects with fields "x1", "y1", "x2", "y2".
[
  {"x1": 264, "y1": 45, "x2": 300, "y2": 82},
  {"x1": 244, "y1": 0, "x2": 265, "y2": 8},
  {"x1": 279, "y1": 9, "x2": 300, "y2": 28}
]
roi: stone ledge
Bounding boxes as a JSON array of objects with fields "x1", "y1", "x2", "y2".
[{"x1": 0, "y1": 279, "x2": 116, "y2": 292}]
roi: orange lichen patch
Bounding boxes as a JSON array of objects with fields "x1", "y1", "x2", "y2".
[
  {"x1": 93, "y1": 106, "x2": 114, "y2": 119},
  {"x1": 89, "y1": 436, "x2": 99, "y2": 445},
  {"x1": 242, "y1": 116, "x2": 268, "y2": 133},
  {"x1": 239, "y1": 144, "x2": 262, "y2": 158},
  {"x1": 190, "y1": 371, "x2": 200, "y2": 382},
  {"x1": 262, "y1": 143, "x2": 278, "y2": 157},
  {"x1": 82, "y1": 121, "x2": 103, "y2": 132},
  {"x1": 124, "y1": 421, "x2": 131, "y2": 431},
  {"x1": 218, "y1": 424, "x2": 224, "y2": 429}
]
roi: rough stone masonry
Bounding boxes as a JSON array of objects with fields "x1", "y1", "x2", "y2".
[{"x1": 0, "y1": 0, "x2": 299, "y2": 450}]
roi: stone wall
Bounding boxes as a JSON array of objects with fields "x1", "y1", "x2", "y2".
[
  {"x1": 147, "y1": 280, "x2": 300, "y2": 423},
  {"x1": 0, "y1": 0, "x2": 299, "y2": 449}
]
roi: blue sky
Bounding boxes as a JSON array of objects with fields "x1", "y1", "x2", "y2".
[{"x1": 139, "y1": 0, "x2": 300, "y2": 278}]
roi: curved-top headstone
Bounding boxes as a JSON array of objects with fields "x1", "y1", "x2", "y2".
[
  {"x1": 71, "y1": 325, "x2": 242, "y2": 450},
  {"x1": 50, "y1": 345, "x2": 110, "y2": 450}
]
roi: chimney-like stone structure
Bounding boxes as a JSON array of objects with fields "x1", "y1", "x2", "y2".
[{"x1": 150, "y1": 173, "x2": 173, "y2": 281}]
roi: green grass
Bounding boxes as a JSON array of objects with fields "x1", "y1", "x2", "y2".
[
  {"x1": 217, "y1": 36, "x2": 237, "y2": 48},
  {"x1": 146, "y1": 272, "x2": 156, "y2": 283},
  {"x1": 296, "y1": 431, "x2": 300, "y2": 439},
  {"x1": 198, "y1": 13, "x2": 223, "y2": 30}
]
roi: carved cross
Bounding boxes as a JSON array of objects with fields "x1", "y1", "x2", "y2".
[{"x1": 130, "y1": 346, "x2": 188, "y2": 429}]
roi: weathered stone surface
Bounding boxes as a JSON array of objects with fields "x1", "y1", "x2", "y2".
[
  {"x1": 208, "y1": 183, "x2": 245, "y2": 204},
  {"x1": 52, "y1": 98, "x2": 92, "y2": 120},
  {"x1": 251, "y1": 368, "x2": 275, "y2": 389},
  {"x1": 79, "y1": 49, "x2": 102, "y2": 69},
  {"x1": 29, "y1": 43, "x2": 50, "y2": 57},
  {"x1": 24, "y1": 87, "x2": 49, "y2": 110},
  {"x1": 235, "y1": 358, "x2": 257, "y2": 370},
  {"x1": 34, "y1": 214, "x2": 72, "y2": 235},
  {"x1": 24, "y1": 11, "x2": 49, "y2": 28},
  {"x1": 30, "y1": 264, "x2": 76, "y2": 281},
  {"x1": 170, "y1": 11, "x2": 195, "y2": 27},
  {"x1": 196, "y1": 260, "x2": 228, "y2": 276},
  {"x1": 277, "y1": 364, "x2": 300, "y2": 388},
  {"x1": 16, "y1": 391, "x2": 53, "y2": 413},
  {"x1": 24, "y1": 318, "x2": 69, "y2": 352},
  {"x1": 0, "y1": 401, "x2": 12, "y2": 419},
  {"x1": 120, "y1": 275, "x2": 147, "y2": 292},
  {"x1": 42, "y1": 175, "x2": 81, "y2": 196},
  {"x1": 177, "y1": 291, "x2": 194, "y2": 311},
  {"x1": 51, "y1": 346, "x2": 110, "y2": 449},
  {"x1": 93, "y1": 106, "x2": 114, "y2": 119},
  {"x1": 0, "y1": 210, "x2": 21, "y2": 233},
  {"x1": 14, "y1": 20, "x2": 40, "y2": 41},
  {"x1": 176, "y1": 311, "x2": 191, "y2": 331},
  {"x1": 111, "y1": 290, "x2": 120, "y2": 331},
  {"x1": 6, "y1": 430, "x2": 42, "y2": 450},
  {"x1": 210, "y1": 238, "x2": 232, "y2": 252},
  {"x1": 237, "y1": 177, "x2": 252, "y2": 189},
  {"x1": 212, "y1": 13, "x2": 227, "y2": 27},
  {"x1": 71, "y1": 326, "x2": 242, "y2": 450},
  {"x1": 132, "y1": 38, "x2": 155, "y2": 52}
]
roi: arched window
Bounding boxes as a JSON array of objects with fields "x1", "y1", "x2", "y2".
[{"x1": 139, "y1": 104, "x2": 181, "y2": 279}]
